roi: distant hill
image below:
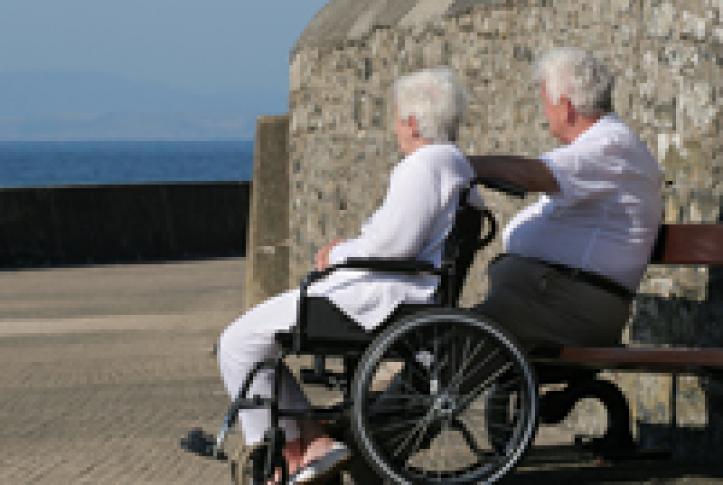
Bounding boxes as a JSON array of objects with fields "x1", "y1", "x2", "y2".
[{"x1": 0, "y1": 70, "x2": 281, "y2": 140}]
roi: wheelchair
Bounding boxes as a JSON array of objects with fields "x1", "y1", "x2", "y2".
[{"x1": 183, "y1": 178, "x2": 541, "y2": 484}]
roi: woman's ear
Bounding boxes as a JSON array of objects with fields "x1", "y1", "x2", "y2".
[
  {"x1": 407, "y1": 115, "x2": 421, "y2": 138},
  {"x1": 562, "y1": 97, "x2": 576, "y2": 124}
]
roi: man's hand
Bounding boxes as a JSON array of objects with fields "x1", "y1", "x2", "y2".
[{"x1": 315, "y1": 239, "x2": 343, "y2": 271}]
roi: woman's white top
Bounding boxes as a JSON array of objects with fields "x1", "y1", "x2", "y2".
[
  {"x1": 503, "y1": 114, "x2": 663, "y2": 291},
  {"x1": 309, "y1": 143, "x2": 475, "y2": 330}
]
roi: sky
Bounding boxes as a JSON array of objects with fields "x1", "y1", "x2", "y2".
[{"x1": 0, "y1": 0, "x2": 329, "y2": 140}]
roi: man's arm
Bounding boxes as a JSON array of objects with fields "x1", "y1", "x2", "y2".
[{"x1": 467, "y1": 155, "x2": 560, "y2": 193}]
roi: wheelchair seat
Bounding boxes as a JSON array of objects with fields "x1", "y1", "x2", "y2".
[
  {"x1": 278, "y1": 183, "x2": 495, "y2": 358},
  {"x1": 275, "y1": 297, "x2": 437, "y2": 353}
]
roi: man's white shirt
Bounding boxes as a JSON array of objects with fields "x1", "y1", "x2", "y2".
[
  {"x1": 503, "y1": 113, "x2": 663, "y2": 290},
  {"x1": 309, "y1": 143, "x2": 475, "y2": 329}
]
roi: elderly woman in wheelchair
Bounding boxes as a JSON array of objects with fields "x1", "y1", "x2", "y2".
[{"x1": 199, "y1": 67, "x2": 538, "y2": 484}]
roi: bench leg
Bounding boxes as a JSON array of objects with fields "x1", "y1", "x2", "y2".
[{"x1": 541, "y1": 377, "x2": 635, "y2": 457}]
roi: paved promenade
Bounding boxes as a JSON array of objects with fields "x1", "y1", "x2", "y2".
[
  {"x1": 1, "y1": 259, "x2": 721, "y2": 484},
  {"x1": 0, "y1": 259, "x2": 241, "y2": 484}
]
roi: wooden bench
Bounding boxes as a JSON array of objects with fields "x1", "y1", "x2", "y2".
[
  {"x1": 530, "y1": 223, "x2": 723, "y2": 457},
  {"x1": 541, "y1": 224, "x2": 723, "y2": 369}
]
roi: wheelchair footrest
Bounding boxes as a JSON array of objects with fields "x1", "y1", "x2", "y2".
[
  {"x1": 300, "y1": 368, "x2": 347, "y2": 389},
  {"x1": 180, "y1": 427, "x2": 227, "y2": 461}
]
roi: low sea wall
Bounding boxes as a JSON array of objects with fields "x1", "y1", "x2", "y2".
[{"x1": 0, "y1": 182, "x2": 250, "y2": 266}]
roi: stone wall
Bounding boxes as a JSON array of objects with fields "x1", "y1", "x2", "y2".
[
  {"x1": 288, "y1": 0, "x2": 721, "y2": 457},
  {"x1": 0, "y1": 182, "x2": 250, "y2": 266}
]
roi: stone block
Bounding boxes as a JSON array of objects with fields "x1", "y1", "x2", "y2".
[{"x1": 243, "y1": 115, "x2": 290, "y2": 311}]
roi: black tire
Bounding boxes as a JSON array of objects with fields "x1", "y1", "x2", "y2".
[{"x1": 350, "y1": 309, "x2": 538, "y2": 484}]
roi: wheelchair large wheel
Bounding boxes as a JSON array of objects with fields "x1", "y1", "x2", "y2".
[{"x1": 351, "y1": 309, "x2": 538, "y2": 484}]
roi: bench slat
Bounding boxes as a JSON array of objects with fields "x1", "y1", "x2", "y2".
[
  {"x1": 552, "y1": 347, "x2": 723, "y2": 370},
  {"x1": 650, "y1": 224, "x2": 723, "y2": 265}
]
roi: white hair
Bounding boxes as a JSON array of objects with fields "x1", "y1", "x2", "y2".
[
  {"x1": 394, "y1": 67, "x2": 467, "y2": 143},
  {"x1": 535, "y1": 47, "x2": 614, "y2": 116}
]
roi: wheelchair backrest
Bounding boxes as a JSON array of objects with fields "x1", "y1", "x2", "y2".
[{"x1": 439, "y1": 186, "x2": 496, "y2": 306}]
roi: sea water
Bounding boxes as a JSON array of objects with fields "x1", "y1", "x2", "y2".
[{"x1": 0, "y1": 140, "x2": 254, "y2": 188}]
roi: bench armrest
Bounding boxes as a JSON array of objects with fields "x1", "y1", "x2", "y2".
[{"x1": 650, "y1": 224, "x2": 723, "y2": 265}]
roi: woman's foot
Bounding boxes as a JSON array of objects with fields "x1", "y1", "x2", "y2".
[
  {"x1": 264, "y1": 438, "x2": 305, "y2": 484},
  {"x1": 283, "y1": 437, "x2": 306, "y2": 476},
  {"x1": 272, "y1": 427, "x2": 345, "y2": 484},
  {"x1": 277, "y1": 435, "x2": 334, "y2": 479},
  {"x1": 301, "y1": 436, "x2": 336, "y2": 464},
  {"x1": 288, "y1": 437, "x2": 351, "y2": 484}
]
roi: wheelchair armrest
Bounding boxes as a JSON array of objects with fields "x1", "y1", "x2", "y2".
[
  {"x1": 330, "y1": 257, "x2": 438, "y2": 275},
  {"x1": 344, "y1": 257, "x2": 438, "y2": 272},
  {"x1": 301, "y1": 258, "x2": 439, "y2": 288},
  {"x1": 294, "y1": 258, "x2": 440, "y2": 352}
]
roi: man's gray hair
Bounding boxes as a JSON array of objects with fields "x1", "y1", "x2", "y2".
[
  {"x1": 394, "y1": 67, "x2": 467, "y2": 143},
  {"x1": 535, "y1": 47, "x2": 614, "y2": 116}
]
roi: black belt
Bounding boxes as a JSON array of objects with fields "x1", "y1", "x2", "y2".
[
  {"x1": 541, "y1": 260, "x2": 634, "y2": 300},
  {"x1": 496, "y1": 254, "x2": 634, "y2": 300}
]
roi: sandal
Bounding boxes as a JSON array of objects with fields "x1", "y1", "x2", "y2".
[{"x1": 286, "y1": 442, "x2": 351, "y2": 484}]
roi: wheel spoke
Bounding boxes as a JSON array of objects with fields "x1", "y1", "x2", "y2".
[
  {"x1": 397, "y1": 337, "x2": 432, "y2": 382},
  {"x1": 369, "y1": 396, "x2": 432, "y2": 416},
  {"x1": 457, "y1": 362, "x2": 514, "y2": 411},
  {"x1": 492, "y1": 376, "x2": 522, "y2": 391},
  {"x1": 372, "y1": 393, "x2": 434, "y2": 402},
  {"x1": 370, "y1": 416, "x2": 423, "y2": 433},
  {"x1": 395, "y1": 372, "x2": 425, "y2": 397},
  {"x1": 440, "y1": 419, "x2": 451, "y2": 475},
  {"x1": 452, "y1": 418, "x2": 497, "y2": 459},
  {"x1": 458, "y1": 403, "x2": 515, "y2": 413},
  {"x1": 452, "y1": 350, "x2": 509, "y2": 397},
  {"x1": 392, "y1": 407, "x2": 436, "y2": 459},
  {"x1": 444, "y1": 342, "x2": 494, "y2": 395},
  {"x1": 486, "y1": 421, "x2": 516, "y2": 431}
]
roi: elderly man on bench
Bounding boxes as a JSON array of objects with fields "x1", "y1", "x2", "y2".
[{"x1": 471, "y1": 47, "x2": 663, "y2": 349}]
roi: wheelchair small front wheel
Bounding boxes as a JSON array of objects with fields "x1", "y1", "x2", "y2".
[{"x1": 351, "y1": 309, "x2": 538, "y2": 484}]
